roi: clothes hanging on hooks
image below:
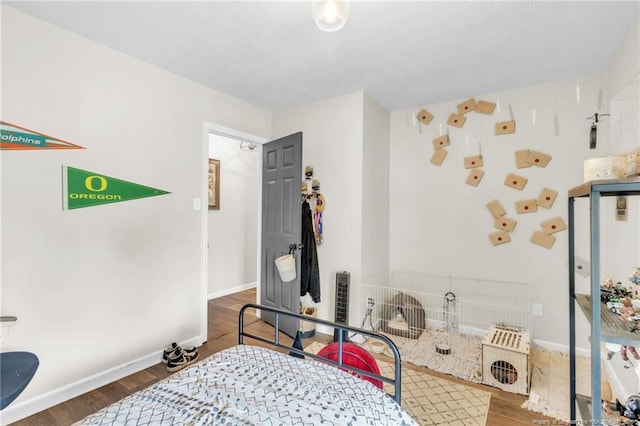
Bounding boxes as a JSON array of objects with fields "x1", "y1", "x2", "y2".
[
  {"x1": 313, "y1": 193, "x2": 324, "y2": 244},
  {"x1": 301, "y1": 200, "x2": 320, "y2": 303}
]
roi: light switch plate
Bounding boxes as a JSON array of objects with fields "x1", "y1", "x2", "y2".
[
  {"x1": 575, "y1": 255, "x2": 591, "y2": 277},
  {"x1": 533, "y1": 303, "x2": 543, "y2": 317}
]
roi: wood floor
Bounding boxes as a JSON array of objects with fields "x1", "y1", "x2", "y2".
[{"x1": 13, "y1": 288, "x2": 555, "y2": 425}]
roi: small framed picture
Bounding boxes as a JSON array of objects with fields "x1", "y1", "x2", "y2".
[{"x1": 208, "y1": 159, "x2": 220, "y2": 210}]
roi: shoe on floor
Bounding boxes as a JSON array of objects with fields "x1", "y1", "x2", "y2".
[
  {"x1": 162, "y1": 342, "x2": 197, "y2": 364},
  {"x1": 166, "y1": 347, "x2": 199, "y2": 373}
]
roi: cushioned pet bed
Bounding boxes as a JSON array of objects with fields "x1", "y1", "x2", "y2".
[{"x1": 74, "y1": 344, "x2": 417, "y2": 425}]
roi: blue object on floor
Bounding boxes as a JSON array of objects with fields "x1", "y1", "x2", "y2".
[{"x1": 0, "y1": 352, "x2": 39, "y2": 410}]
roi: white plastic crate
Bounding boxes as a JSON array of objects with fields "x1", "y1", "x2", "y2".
[{"x1": 482, "y1": 325, "x2": 531, "y2": 395}]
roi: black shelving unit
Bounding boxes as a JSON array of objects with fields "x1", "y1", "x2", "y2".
[{"x1": 568, "y1": 178, "x2": 640, "y2": 424}]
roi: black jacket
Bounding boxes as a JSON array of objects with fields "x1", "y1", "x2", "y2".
[{"x1": 300, "y1": 201, "x2": 320, "y2": 302}]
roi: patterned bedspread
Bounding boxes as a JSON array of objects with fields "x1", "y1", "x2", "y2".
[{"x1": 75, "y1": 345, "x2": 417, "y2": 425}]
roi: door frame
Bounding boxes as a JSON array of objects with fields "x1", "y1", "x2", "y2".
[{"x1": 200, "y1": 121, "x2": 268, "y2": 342}]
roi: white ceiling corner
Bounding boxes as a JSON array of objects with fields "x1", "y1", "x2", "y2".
[{"x1": 4, "y1": 1, "x2": 639, "y2": 112}]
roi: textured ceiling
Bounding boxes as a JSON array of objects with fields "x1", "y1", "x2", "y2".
[{"x1": 5, "y1": 1, "x2": 639, "y2": 112}]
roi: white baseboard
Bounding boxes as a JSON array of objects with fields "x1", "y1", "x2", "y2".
[
  {"x1": 604, "y1": 360, "x2": 627, "y2": 404},
  {"x1": 208, "y1": 282, "x2": 257, "y2": 300},
  {"x1": 0, "y1": 335, "x2": 204, "y2": 425}
]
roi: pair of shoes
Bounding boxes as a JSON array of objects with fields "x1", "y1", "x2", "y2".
[
  {"x1": 162, "y1": 342, "x2": 197, "y2": 365},
  {"x1": 166, "y1": 346, "x2": 199, "y2": 373}
]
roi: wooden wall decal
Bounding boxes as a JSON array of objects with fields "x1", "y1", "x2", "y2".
[
  {"x1": 515, "y1": 199, "x2": 538, "y2": 214},
  {"x1": 531, "y1": 231, "x2": 555, "y2": 249},
  {"x1": 489, "y1": 230, "x2": 511, "y2": 246},
  {"x1": 464, "y1": 155, "x2": 483, "y2": 169},
  {"x1": 432, "y1": 135, "x2": 450, "y2": 150},
  {"x1": 494, "y1": 216, "x2": 517, "y2": 232},
  {"x1": 515, "y1": 149, "x2": 532, "y2": 168},
  {"x1": 504, "y1": 173, "x2": 528, "y2": 190},
  {"x1": 527, "y1": 150, "x2": 552, "y2": 168},
  {"x1": 475, "y1": 100, "x2": 496, "y2": 115},
  {"x1": 537, "y1": 188, "x2": 558, "y2": 209},
  {"x1": 466, "y1": 169, "x2": 484, "y2": 186},
  {"x1": 447, "y1": 113, "x2": 466, "y2": 128},
  {"x1": 495, "y1": 120, "x2": 516, "y2": 135},
  {"x1": 486, "y1": 200, "x2": 506, "y2": 218},
  {"x1": 541, "y1": 217, "x2": 567, "y2": 234},
  {"x1": 457, "y1": 98, "x2": 477, "y2": 115},
  {"x1": 430, "y1": 148, "x2": 448, "y2": 165},
  {"x1": 416, "y1": 109, "x2": 434, "y2": 125}
]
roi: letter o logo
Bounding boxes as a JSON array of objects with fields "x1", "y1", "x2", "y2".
[{"x1": 85, "y1": 175, "x2": 107, "y2": 192}]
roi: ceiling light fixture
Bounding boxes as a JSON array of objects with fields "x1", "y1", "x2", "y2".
[
  {"x1": 311, "y1": 0, "x2": 350, "y2": 32},
  {"x1": 240, "y1": 141, "x2": 257, "y2": 152}
]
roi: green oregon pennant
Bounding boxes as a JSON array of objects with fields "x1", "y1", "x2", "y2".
[{"x1": 62, "y1": 166, "x2": 170, "y2": 210}]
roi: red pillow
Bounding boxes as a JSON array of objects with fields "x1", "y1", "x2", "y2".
[{"x1": 317, "y1": 342, "x2": 383, "y2": 389}]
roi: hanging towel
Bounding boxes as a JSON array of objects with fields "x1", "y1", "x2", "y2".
[{"x1": 301, "y1": 200, "x2": 321, "y2": 302}]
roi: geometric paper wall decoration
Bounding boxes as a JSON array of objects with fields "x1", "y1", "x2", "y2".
[
  {"x1": 504, "y1": 173, "x2": 528, "y2": 190},
  {"x1": 466, "y1": 168, "x2": 485, "y2": 186},
  {"x1": 486, "y1": 200, "x2": 507, "y2": 218},
  {"x1": 464, "y1": 155, "x2": 483, "y2": 169},
  {"x1": 475, "y1": 100, "x2": 496, "y2": 115},
  {"x1": 531, "y1": 231, "x2": 555, "y2": 249},
  {"x1": 433, "y1": 135, "x2": 450, "y2": 150},
  {"x1": 495, "y1": 120, "x2": 516, "y2": 135},
  {"x1": 527, "y1": 150, "x2": 552, "y2": 168},
  {"x1": 515, "y1": 199, "x2": 538, "y2": 214},
  {"x1": 515, "y1": 149, "x2": 532, "y2": 168},
  {"x1": 431, "y1": 149, "x2": 448, "y2": 165},
  {"x1": 417, "y1": 109, "x2": 434, "y2": 125},
  {"x1": 448, "y1": 113, "x2": 466, "y2": 128},
  {"x1": 540, "y1": 217, "x2": 567, "y2": 234},
  {"x1": 489, "y1": 230, "x2": 511, "y2": 246},
  {"x1": 536, "y1": 188, "x2": 558, "y2": 209},
  {"x1": 457, "y1": 98, "x2": 477, "y2": 115},
  {"x1": 494, "y1": 216, "x2": 517, "y2": 232}
]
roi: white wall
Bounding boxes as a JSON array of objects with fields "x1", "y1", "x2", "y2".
[
  {"x1": 608, "y1": 17, "x2": 639, "y2": 107},
  {"x1": 0, "y1": 6, "x2": 270, "y2": 423},
  {"x1": 207, "y1": 134, "x2": 258, "y2": 297},
  {"x1": 389, "y1": 73, "x2": 612, "y2": 346},
  {"x1": 362, "y1": 94, "x2": 391, "y2": 280},
  {"x1": 271, "y1": 92, "x2": 364, "y2": 327}
]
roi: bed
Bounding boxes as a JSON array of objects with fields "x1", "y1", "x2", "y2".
[{"x1": 74, "y1": 303, "x2": 417, "y2": 425}]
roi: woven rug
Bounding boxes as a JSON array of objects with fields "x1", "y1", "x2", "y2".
[
  {"x1": 522, "y1": 347, "x2": 620, "y2": 424},
  {"x1": 359, "y1": 329, "x2": 484, "y2": 384},
  {"x1": 306, "y1": 341, "x2": 491, "y2": 425},
  {"x1": 356, "y1": 331, "x2": 614, "y2": 423}
]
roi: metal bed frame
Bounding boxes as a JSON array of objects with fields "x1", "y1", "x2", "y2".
[{"x1": 238, "y1": 303, "x2": 404, "y2": 403}]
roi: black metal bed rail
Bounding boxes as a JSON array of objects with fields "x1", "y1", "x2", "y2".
[{"x1": 238, "y1": 303, "x2": 403, "y2": 404}]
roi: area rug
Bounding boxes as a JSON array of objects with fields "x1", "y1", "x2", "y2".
[
  {"x1": 306, "y1": 341, "x2": 491, "y2": 425},
  {"x1": 355, "y1": 331, "x2": 611, "y2": 423},
  {"x1": 359, "y1": 329, "x2": 484, "y2": 384},
  {"x1": 522, "y1": 347, "x2": 620, "y2": 424}
]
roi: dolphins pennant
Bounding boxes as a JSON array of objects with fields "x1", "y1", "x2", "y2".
[{"x1": 1, "y1": 121, "x2": 85, "y2": 150}]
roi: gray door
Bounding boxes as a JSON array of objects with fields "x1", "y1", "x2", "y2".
[{"x1": 260, "y1": 132, "x2": 302, "y2": 338}]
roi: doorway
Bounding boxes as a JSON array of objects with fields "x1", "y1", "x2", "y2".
[
  {"x1": 207, "y1": 133, "x2": 259, "y2": 299},
  {"x1": 200, "y1": 122, "x2": 267, "y2": 341}
]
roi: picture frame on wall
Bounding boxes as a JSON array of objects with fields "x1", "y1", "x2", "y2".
[{"x1": 208, "y1": 158, "x2": 220, "y2": 210}]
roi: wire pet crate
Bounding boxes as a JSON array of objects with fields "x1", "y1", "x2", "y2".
[
  {"x1": 481, "y1": 325, "x2": 531, "y2": 395},
  {"x1": 359, "y1": 270, "x2": 533, "y2": 338}
]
